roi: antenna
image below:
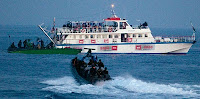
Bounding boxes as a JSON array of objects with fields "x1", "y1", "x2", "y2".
[
  {"x1": 53, "y1": 17, "x2": 55, "y2": 27},
  {"x1": 51, "y1": 17, "x2": 56, "y2": 33},
  {"x1": 111, "y1": 4, "x2": 117, "y2": 18},
  {"x1": 190, "y1": 21, "x2": 196, "y2": 40}
]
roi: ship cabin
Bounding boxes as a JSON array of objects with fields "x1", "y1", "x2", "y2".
[{"x1": 55, "y1": 17, "x2": 155, "y2": 44}]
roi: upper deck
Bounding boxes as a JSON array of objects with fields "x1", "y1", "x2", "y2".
[
  {"x1": 38, "y1": 4, "x2": 195, "y2": 46},
  {"x1": 55, "y1": 18, "x2": 150, "y2": 35}
]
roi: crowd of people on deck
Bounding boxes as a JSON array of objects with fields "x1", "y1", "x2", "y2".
[
  {"x1": 72, "y1": 49, "x2": 109, "y2": 79},
  {"x1": 62, "y1": 21, "x2": 118, "y2": 33},
  {"x1": 9, "y1": 39, "x2": 54, "y2": 50}
]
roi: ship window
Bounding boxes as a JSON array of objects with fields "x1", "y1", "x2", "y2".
[
  {"x1": 97, "y1": 35, "x2": 101, "y2": 38},
  {"x1": 85, "y1": 35, "x2": 88, "y2": 39},
  {"x1": 138, "y1": 34, "x2": 142, "y2": 37},
  {"x1": 109, "y1": 34, "x2": 112, "y2": 38},
  {"x1": 103, "y1": 35, "x2": 107, "y2": 38},
  {"x1": 145, "y1": 34, "x2": 148, "y2": 37},
  {"x1": 80, "y1": 35, "x2": 82, "y2": 39},
  {"x1": 113, "y1": 22, "x2": 118, "y2": 27},
  {"x1": 90, "y1": 35, "x2": 94, "y2": 38},
  {"x1": 133, "y1": 34, "x2": 136, "y2": 38},
  {"x1": 114, "y1": 35, "x2": 118, "y2": 38},
  {"x1": 128, "y1": 34, "x2": 131, "y2": 38},
  {"x1": 106, "y1": 21, "x2": 118, "y2": 27},
  {"x1": 120, "y1": 22, "x2": 127, "y2": 29}
]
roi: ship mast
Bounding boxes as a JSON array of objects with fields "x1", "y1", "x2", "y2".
[
  {"x1": 111, "y1": 4, "x2": 118, "y2": 18},
  {"x1": 51, "y1": 17, "x2": 56, "y2": 33},
  {"x1": 191, "y1": 22, "x2": 196, "y2": 41}
]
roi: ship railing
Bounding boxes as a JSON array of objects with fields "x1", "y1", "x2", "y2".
[
  {"x1": 154, "y1": 36, "x2": 195, "y2": 43},
  {"x1": 132, "y1": 26, "x2": 149, "y2": 29},
  {"x1": 57, "y1": 26, "x2": 118, "y2": 34}
]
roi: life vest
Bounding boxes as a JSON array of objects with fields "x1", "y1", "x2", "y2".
[{"x1": 108, "y1": 27, "x2": 112, "y2": 32}]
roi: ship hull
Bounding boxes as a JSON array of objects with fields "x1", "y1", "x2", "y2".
[
  {"x1": 8, "y1": 48, "x2": 82, "y2": 54},
  {"x1": 56, "y1": 42, "x2": 194, "y2": 54}
]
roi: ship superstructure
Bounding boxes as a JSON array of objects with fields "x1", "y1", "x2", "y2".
[{"x1": 38, "y1": 5, "x2": 196, "y2": 54}]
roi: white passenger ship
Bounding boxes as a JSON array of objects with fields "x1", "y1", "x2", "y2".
[{"x1": 39, "y1": 5, "x2": 196, "y2": 54}]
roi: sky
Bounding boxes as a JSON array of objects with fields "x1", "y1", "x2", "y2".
[{"x1": 0, "y1": 0, "x2": 200, "y2": 28}]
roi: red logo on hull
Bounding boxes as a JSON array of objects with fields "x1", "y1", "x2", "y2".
[
  {"x1": 135, "y1": 45, "x2": 142, "y2": 50},
  {"x1": 79, "y1": 40, "x2": 84, "y2": 44},
  {"x1": 104, "y1": 39, "x2": 109, "y2": 43},
  {"x1": 91, "y1": 40, "x2": 96, "y2": 43},
  {"x1": 128, "y1": 38, "x2": 132, "y2": 42},
  {"x1": 112, "y1": 46, "x2": 118, "y2": 50}
]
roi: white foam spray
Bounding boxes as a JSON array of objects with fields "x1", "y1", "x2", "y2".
[{"x1": 41, "y1": 75, "x2": 200, "y2": 98}]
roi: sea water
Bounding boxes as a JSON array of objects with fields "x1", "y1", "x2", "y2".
[{"x1": 0, "y1": 25, "x2": 200, "y2": 98}]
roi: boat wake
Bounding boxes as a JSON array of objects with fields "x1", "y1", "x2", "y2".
[{"x1": 41, "y1": 75, "x2": 200, "y2": 98}]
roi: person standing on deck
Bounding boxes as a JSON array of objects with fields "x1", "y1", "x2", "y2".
[
  {"x1": 23, "y1": 39, "x2": 27, "y2": 48},
  {"x1": 11, "y1": 42, "x2": 16, "y2": 48},
  {"x1": 18, "y1": 40, "x2": 22, "y2": 48},
  {"x1": 41, "y1": 40, "x2": 44, "y2": 49}
]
